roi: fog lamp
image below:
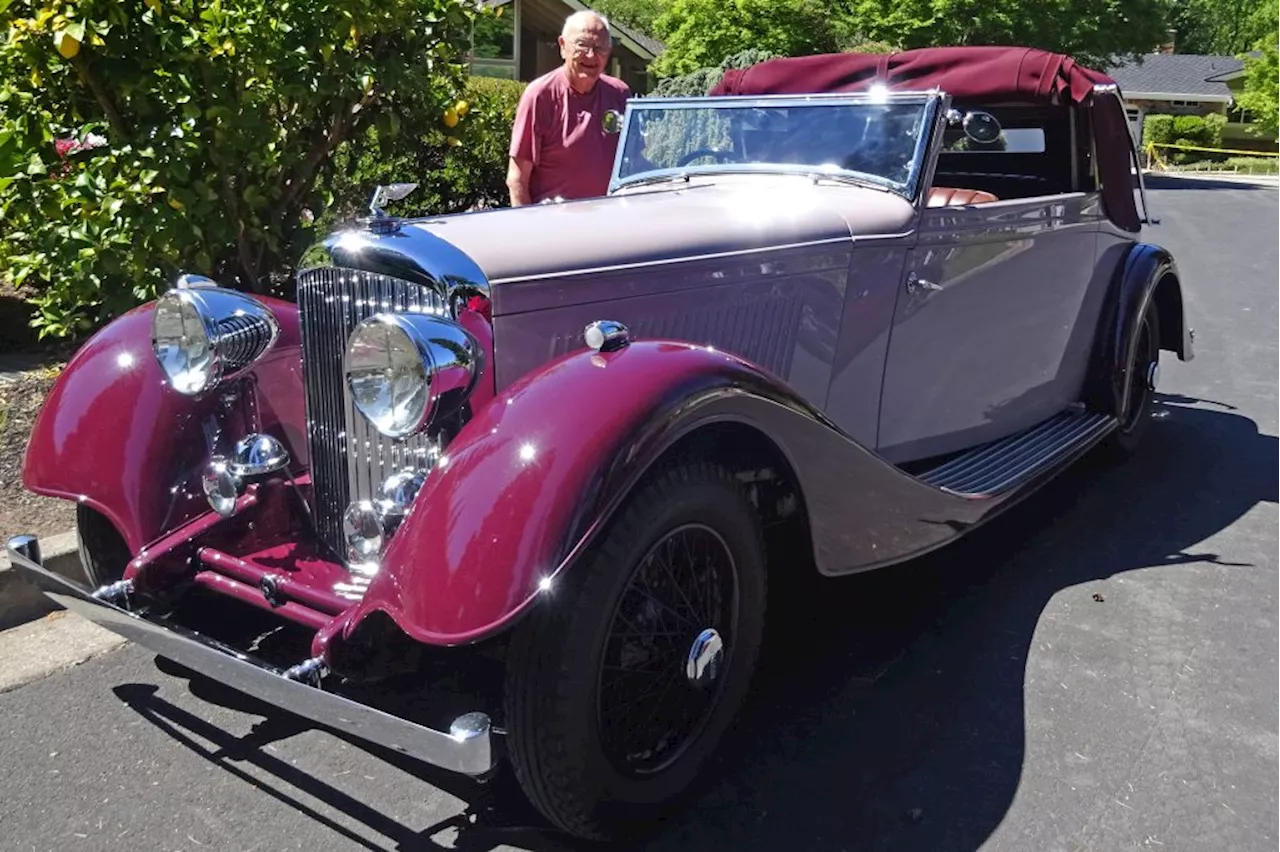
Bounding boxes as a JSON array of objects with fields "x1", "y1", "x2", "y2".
[
  {"x1": 378, "y1": 469, "x2": 427, "y2": 530},
  {"x1": 343, "y1": 500, "x2": 384, "y2": 562},
  {"x1": 202, "y1": 457, "x2": 243, "y2": 518},
  {"x1": 230, "y1": 433, "x2": 291, "y2": 478}
]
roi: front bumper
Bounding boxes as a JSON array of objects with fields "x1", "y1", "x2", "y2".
[{"x1": 5, "y1": 534, "x2": 498, "y2": 777}]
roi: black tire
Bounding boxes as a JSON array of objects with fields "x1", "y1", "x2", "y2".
[
  {"x1": 503, "y1": 459, "x2": 767, "y2": 841},
  {"x1": 75, "y1": 504, "x2": 130, "y2": 588},
  {"x1": 1102, "y1": 298, "x2": 1162, "y2": 459}
]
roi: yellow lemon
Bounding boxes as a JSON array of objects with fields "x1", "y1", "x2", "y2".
[
  {"x1": 54, "y1": 30, "x2": 80, "y2": 59},
  {"x1": 446, "y1": 136, "x2": 461, "y2": 147},
  {"x1": 168, "y1": 197, "x2": 184, "y2": 210},
  {"x1": 455, "y1": 100, "x2": 469, "y2": 117},
  {"x1": 442, "y1": 107, "x2": 459, "y2": 128},
  {"x1": 144, "y1": 0, "x2": 162, "y2": 13}
]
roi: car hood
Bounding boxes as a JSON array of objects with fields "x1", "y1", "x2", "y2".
[{"x1": 409, "y1": 174, "x2": 917, "y2": 285}]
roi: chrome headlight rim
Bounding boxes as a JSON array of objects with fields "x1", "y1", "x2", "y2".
[
  {"x1": 150, "y1": 278, "x2": 281, "y2": 397},
  {"x1": 344, "y1": 315, "x2": 433, "y2": 440},
  {"x1": 344, "y1": 312, "x2": 481, "y2": 440},
  {"x1": 152, "y1": 289, "x2": 221, "y2": 395}
]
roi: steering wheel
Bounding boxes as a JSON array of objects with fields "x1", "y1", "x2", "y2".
[{"x1": 676, "y1": 148, "x2": 737, "y2": 167}]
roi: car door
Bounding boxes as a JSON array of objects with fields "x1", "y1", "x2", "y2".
[{"x1": 875, "y1": 192, "x2": 1109, "y2": 464}]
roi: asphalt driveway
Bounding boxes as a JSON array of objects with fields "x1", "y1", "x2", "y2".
[{"x1": 1, "y1": 175, "x2": 1275, "y2": 852}]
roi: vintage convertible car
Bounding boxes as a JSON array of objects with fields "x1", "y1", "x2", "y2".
[{"x1": 8, "y1": 46, "x2": 1192, "y2": 840}]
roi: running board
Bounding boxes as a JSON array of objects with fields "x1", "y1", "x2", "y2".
[{"x1": 916, "y1": 409, "x2": 1117, "y2": 498}]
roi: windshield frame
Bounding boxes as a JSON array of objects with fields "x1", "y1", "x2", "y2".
[{"x1": 607, "y1": 91, "x2": 948, "y2": 201}]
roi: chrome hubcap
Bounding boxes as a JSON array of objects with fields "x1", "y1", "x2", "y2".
[{"x1": 685, "y1": 628, "x2": 724, "y2": 688}]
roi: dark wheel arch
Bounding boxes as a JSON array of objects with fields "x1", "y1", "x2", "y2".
[{"x1": 75, "y1": 504, "x2": 131, "y2": 588}]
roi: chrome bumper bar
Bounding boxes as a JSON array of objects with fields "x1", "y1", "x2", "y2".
[{"x1": 5, "y1": 534, "x2": 498, "y2": 777}]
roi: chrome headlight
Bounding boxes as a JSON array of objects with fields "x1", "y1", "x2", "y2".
[
  {"x1": 344, "y1": 313, "x2": 482, "y2": 439},
  {"x1": 151, "y1": 276, "x2": 280, "y2": 395}
]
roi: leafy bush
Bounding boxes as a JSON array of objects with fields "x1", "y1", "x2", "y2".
[
  {"x1": 0, "y1": 0, "x2": 479, "y2": 339},
  {"x1": 1143, "y1": 114, "x2": 1175, "y2": 146},
  {"x1": 1144, "y1": 113, "x2": 1228, "y2": 162},
  {"x1": 1224, "y1": 155, "x2": 1279, "y2": 174},
  {"x1": 317, "y1": 76, "x2": 526, "y2": 229}
]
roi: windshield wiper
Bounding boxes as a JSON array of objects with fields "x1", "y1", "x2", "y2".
[
  {"x1": 808, "y1": 171, "x2": 893, "y2": 192},
  {"x1": 615, "y1": 172, "x2": 692, "y2": 191}
]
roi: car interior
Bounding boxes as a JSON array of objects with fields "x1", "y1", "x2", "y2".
[{"x1": 926, "y1": 103, "x2": 1096, "y2": 207}]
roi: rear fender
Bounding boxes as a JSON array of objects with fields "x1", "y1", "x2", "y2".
[
  {"x1": 1084, "y1": 242, "x2": 1193, "y2": 416},
  {"x1": 335, "y1": 340, "x2": 999, "y2": 649},
  {"x1": 21, "y1": 299, "x2": 306, "y2": 554}
]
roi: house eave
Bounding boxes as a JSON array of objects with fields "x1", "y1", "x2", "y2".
[{"x1": 1120, "y1": 91, "x2": 1234, "y2": 103}]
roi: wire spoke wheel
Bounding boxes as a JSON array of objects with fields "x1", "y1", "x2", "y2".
[
  {"x1": 1122, "y1": 309, "x2": 1159, "y2": 434},
  {"x1": 596, "y1": 523, "x2": 737, "y2": 777}
]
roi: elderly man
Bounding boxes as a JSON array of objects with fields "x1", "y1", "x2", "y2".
[{"x1": 506, "y1": 10, "x2": 632, "y2": 206}]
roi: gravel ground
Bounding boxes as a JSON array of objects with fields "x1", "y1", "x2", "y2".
[{"x1": 0, "y1": 367, "x2": 77, "y2": 540}]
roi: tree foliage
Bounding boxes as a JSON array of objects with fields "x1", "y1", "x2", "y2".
[
  {"x1": 0, "y1": 0, "x2": 479, "y2": 338},
  {"x1": 649, "y1": 0, "x2": 837, "y2": 78},
  {"x1": 1168, "y1": 0, "x2": 1274, "y2": 55},
  {"x1": 1239, "y1": 44, "x2": 1280, "y2": 139},
  {"x1": 649, "y1": 47, "x2": 779, "y2": 96},
  {"x1": 843, "y1": 0, "x2": 1174, "y2": 68},
  {"x1": 1236, "y1": 1, "x2": 1278, "y2": 138},
  {"x1": 589, "y1": 0, "x2": 665, "y2": 34}
]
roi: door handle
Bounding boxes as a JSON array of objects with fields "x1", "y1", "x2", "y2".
[{"x1": 906, "y1": 272, "x2": 942, "y2": 296}]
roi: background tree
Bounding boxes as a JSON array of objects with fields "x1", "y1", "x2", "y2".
[
  {"x1": 589, "y1": 0, "x2": 665, "y2": 34},
  {"x1": 0, "y1": 0, "x2": 478, "y2": 338},
  {"x1": 835, "y1": 0, "x2": 1174, "y2": 68},
  {"x1": 649, "y1": 0, "x2": 836, "y2": 78},
  {"x1": 1235, "y1": 1, "x2": 1278, "y2": 137},
  {"x1": 1168, "y1": 0, "x2": 1273, "y2": 54}
]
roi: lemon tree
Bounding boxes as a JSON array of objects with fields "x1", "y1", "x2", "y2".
[{"x1": 0, "y1": 0, "x2": 479, "y2": 339}]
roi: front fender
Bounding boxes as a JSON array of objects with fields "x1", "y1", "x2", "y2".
[
  {"x1": 338, "y1": 340, "x2": 1002, "y2": 648},
  {"x1": 21, "y1": 299, "x2": 306, "y2": 554}
]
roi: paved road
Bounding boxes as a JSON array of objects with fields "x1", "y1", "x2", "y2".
[{"x1": 2, "y1": 177, "x2": 1276, "y2": 852}]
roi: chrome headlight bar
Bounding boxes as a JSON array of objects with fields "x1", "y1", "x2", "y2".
[
  {"x1": 344, "y1": 313, "x2": 482, "y2": 439},
  {"x1": 151, "y1": 274, "x2": 280, "y2": 396}
]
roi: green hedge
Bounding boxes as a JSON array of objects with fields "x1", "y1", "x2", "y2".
[
  {"x1": 1143, "y1": 112, "x2": 1229, "y2": 163},
  {"x1": 0, "y1": 0, "x2": 518, "y2": 341},
  {"x1": 317, "y1": 76, "x2": 526, "y2": 230}
]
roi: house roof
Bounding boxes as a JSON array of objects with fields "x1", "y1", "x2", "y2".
[
  {"x1": 480, "y1": 0, "x2": 664, "y2": 60},
  {"x1": 1105, "y1": 53, "x2": 1243, "y2": 101}
]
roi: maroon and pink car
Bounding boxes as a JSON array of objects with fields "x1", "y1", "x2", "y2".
[{"x1": 8, "y1": 46, "x2": 1193, "y2": 840}]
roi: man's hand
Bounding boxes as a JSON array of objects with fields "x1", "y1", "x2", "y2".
[{"x1": 506, "y1": 157, "x2": 534, "y2": 207}]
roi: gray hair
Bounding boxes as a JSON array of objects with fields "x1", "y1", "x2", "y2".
[{"x1": 562, "y1": 9, "x2": 611, "y2": 40}]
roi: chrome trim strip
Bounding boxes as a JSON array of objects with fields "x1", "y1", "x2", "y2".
[
  {"x1": 5, "y1": 535, "x2": 498, "y2": 777},
  {"x1": 488, "y1": 233, "x2": 913, "y2": 285}
]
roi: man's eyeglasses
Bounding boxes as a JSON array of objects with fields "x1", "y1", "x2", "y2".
[{"x1": 568, "y1": 39, "x2": 611, "y2": 57}]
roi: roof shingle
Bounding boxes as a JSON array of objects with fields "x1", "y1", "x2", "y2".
[{"x1": 1105, "y1": 53, "x2": 1243, "y2": 99}]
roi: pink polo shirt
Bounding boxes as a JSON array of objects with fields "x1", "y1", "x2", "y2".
[{"x1": 509, "y1": 68, "x2": 631, "y2": 202}]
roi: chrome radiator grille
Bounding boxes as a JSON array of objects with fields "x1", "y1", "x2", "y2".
[{"x1": 296, "y1": 266, "x2": 447, "y2": 558}]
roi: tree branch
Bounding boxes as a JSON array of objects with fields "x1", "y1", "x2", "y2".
[
  {"x1": 71, "y1": 55, "x2": 128, "y2": 139},
  {"x1": 278, "y1": 88, "x2": 379, "y2": 214}
]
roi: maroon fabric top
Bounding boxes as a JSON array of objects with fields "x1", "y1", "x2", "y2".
[
  {"x1": 709, "y1": 46, "x2": 1115, "y2": 104},
  {"x1": 708, "y1": 46, "x2": 1140, "y2": 231}
]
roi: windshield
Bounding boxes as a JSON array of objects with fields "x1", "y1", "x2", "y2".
[{"x1": 611, "y1": 95, "x2": 939, "y2": 196}]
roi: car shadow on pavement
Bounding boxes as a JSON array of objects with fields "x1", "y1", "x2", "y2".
[{"x1": 112, "y1": 394, "x2": 1276, "y2": 852}]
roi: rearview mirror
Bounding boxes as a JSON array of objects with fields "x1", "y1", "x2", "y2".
[{"x1": 962, "y1": 111, "x2": 1002, "y2": 144}]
